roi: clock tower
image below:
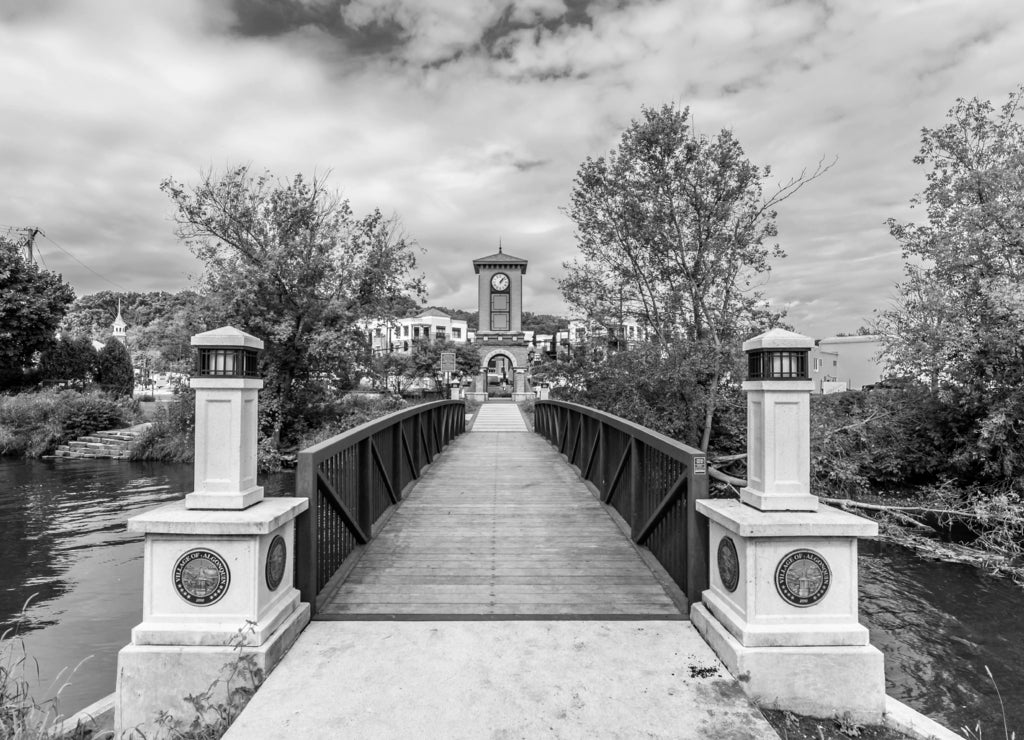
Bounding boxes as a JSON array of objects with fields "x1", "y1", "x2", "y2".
[
  {"x1": 474, "y1": 244, "x2": 526, "y2": 335},
  {"x1": 469, "y1": 245, "x2": 533, "y2": 400}
]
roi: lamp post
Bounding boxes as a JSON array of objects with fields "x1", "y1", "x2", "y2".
[
  {"x1": 739, "y1": 330, "x2": 817, "y2": 512},
  {"x1": 691, "y1": 328, "x2": 884, "y2": 723},
  {"x1": 116, "y1": 327, "x2": 309, "y2": 736},
  {"x1": 188, "y1": 328, "x2": 265, "y2": 510}
]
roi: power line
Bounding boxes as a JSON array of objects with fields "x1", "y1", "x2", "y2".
[
  {"x1": 40, "y1": 233, "x2": 127, "y2": 291},
  {"x1": 33, "y1": 239, "x2": 49, "y2": 269}
]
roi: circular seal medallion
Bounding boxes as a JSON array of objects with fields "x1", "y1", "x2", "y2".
[
  {"x1": 265, "y1": 535, "x2": 287, "y2": 592},
  {"x1": 173, "y1": 549, "x2": 230, "y2": 606},
  {"x1": 774, "y1": 549, "x2": 831, "y2": 607},
  {"x1": 716, "y1": 537, "x2": 739, "y2": 592}
]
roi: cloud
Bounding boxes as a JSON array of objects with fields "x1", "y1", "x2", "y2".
[{"x1": 2, "y1": 0, "x2": 1024, "y2": 337}]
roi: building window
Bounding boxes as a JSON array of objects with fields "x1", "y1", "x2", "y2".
[
  {"x1": 423, "y1": 327, "x2": 430, "y2": 338},
  {"x1": 414, "y1": 327, "x2": 420, "y2": 338},
  {"x1": 453, "y1": 328, "x2": 461, "y2": 339},
  {"x1": 403, "y1": 325, "x2": 409, "y2": 337}
]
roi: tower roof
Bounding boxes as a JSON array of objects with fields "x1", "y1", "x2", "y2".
[
  {"x1": 473, "y1": 248, "x2": 528, "y2": 274},
  {"x1": 112, "y1": 299, "x2": 127, "y2": 329}
]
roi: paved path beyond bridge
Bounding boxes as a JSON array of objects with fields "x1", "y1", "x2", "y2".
[{"x1": 225, "y1": 403, "x2": 778, "y2": 738}]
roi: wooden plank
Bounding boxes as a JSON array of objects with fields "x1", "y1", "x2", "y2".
[{"x1": 315, "y1": 430, "x2": 685, "y2": 619}]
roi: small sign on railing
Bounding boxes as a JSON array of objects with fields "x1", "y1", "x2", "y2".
[
  {"x1": 440, "y1": 352, "x2": 457, "y2": 373},
  {"x1": 694, "y1": 456, "x2": 707, "y2": 475}
]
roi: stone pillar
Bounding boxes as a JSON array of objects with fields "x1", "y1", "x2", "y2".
[
  {"x1": 115, "y1": 327, "x2": 309, "y2": 736},
  {"x1": 691, "y1": 328, "x2": 885, "y2": 723}
]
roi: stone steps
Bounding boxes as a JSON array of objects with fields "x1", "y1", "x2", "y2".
[{"x1": 45, "y1": 424, "x2": 152, "y2": 460}]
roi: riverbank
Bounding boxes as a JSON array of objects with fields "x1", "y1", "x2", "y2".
[{"x1": 822, "y1": 494, "x2": 1024, "y2": 587}]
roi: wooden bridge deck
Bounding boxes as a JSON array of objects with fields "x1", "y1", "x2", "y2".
[{"x1": 317, "y1": 404, "x2": 685, "y2": 619}]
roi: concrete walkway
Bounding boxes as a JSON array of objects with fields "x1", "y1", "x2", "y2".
[
  {"x1": 225, "y1": 620, "x2": 777, "y2": 739},
  {"x1": 471, "y1": 402, "x2": 530, "y2": 431},
  {"x1": 224, "y1": 418, "x2": 779, "y2": 738}
]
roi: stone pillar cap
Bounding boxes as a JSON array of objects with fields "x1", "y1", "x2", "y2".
[
  {"x1": 191, "y1": 326, "x2": 265, "y2": 350},
  {"x1": 742, "y1": 327, "x2": 814, "y2": 352}
]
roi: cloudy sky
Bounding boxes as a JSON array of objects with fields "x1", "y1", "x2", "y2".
[{"x1": 2, "y1": 0, "x2": 1022, "y2": 338}]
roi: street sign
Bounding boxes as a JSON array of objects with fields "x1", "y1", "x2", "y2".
[{"x1": 440, "y1": 352, "x2": 457, "y2": 373}]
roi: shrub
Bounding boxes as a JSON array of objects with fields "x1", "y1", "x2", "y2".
[
  {"x1": 295, "y1": 394, "x2": 416, "y2": 450},
  {"x1": 130, "y1": 389, "x2": 195, "y2": 463},
  {"x1": 0, "y1": 389, "x2": 134, "y2": 457}
]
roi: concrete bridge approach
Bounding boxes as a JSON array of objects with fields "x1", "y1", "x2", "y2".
[{"x1": 224, "y1": 403, "x2": 776, "y2": 738}]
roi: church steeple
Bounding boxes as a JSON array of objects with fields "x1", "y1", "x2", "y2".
[{"x1": 112, "y1": 299, "x2": 127, "y2": 344}]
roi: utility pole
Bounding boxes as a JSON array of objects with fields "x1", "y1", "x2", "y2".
[
  {"x1": 1, "y1": 226, "x2": 41, "y2": 263},
  {"x1": 23, "y1": 227, "x2": 40, "y2": 263}
]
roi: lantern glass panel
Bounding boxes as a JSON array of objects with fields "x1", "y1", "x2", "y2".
[
  {"x1": 747, "y1": 349, "x2": 808, "y2": 380},
  {"x1": 197, "y1": 348, "x2": 261, "y2": 378}
]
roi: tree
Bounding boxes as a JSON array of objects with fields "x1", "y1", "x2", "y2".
[
  {"x1": 408, "y1": 339, "x2": 481, "y2": 390},
  {"x1": 38, "y1": 336, "x2": 98, "y2": 387},
  {"x1": 879, "y1": 86, "x2": 1024, "y2": 479},
  {"x1": 95, "y1": 339, "x2": 134, "y2": 396},
  {"x1": 562, "y1": 104, "x2": 829, "y2": 450},
  {"x1": 161, "y1": 166, "x2": 424, "y2": 443},
  {"x1": 62, "y1": 290, "x2": 211, "y2": 372},
  {"x1": 0, "y1": 240, "x2": 76, "y2": 387}
]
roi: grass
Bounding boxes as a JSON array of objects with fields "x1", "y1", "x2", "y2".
[
  {"x1": 961, "y1": 665, "x2": 1017, "y2": 740},
  {"x1": 1, "y1": 596, "x2": 97, "y2": 740}
]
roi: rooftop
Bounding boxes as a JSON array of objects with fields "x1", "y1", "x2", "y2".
[{"x1": 473, "y1": 247, "x2": 528, "y2": 274}]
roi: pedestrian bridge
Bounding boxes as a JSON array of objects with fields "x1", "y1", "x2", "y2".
[
  {"x1": 223, "y1": 401, "x2": 778, "y2": 737},
  {"x1": 294, "y1": 399, "x2": 710, "y2": 618}
]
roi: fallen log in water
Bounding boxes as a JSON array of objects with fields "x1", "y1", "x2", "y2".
[{"x1": 820, "y1": 497, "x2": 986, "y2": 541}]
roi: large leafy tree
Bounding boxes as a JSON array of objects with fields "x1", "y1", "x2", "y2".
[
  {"x1": 62, "y1": 290, "x2": 211, "y2": 372},
  {"x1": 38, "y1": 336, "x2": 98, "y2": 387},
  {"x1": 878, "y1": 87, "x2": 1024, "y2": 479},
  {"x1": 161, "y1": 166, "x2": 424, "y2": 443},
  {"x1": 563, "y1": 104, "x2": 828, "y2": 450},
  {"x1": 0, "y1": 240, "x2": 76, "y2": 387},
  {"x1": 95, "y1": 339, "x2": 134, "y2": 397}
]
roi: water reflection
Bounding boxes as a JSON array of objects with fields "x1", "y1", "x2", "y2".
[{"x1": 0, "y1": 458, "x2": 294, "y2": 716}]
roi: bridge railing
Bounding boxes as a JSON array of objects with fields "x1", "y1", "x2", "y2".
[
  {"x1": 295, "y1": 400, "x2": 466, "y2": 613},
  {"x1": 534, "y1": 400, "x2": 710, "y2": 605}
]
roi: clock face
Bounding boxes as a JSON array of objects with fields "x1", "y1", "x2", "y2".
[{"x1": 490, "y1": 272, "x2": 510, "y2": 292}]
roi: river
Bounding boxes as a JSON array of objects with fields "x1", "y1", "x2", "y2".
[{"x1": 0, "y1": 458, "x2": 1020, "y2": 734}]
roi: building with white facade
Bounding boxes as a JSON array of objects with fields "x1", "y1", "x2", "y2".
[
  {"x1": 810, "y1": 335, "x2": 885, "y2": 393},
  {"x1": 364, "y1": 309, "x2": 469, "y2": 354}
]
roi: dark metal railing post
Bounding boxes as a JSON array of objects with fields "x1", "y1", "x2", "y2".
[
  {"x1": 598, "y1": 421, "x2": 609, "y2": 498},
  {"x1": 295, "y1": 450, "x2": 318, "y2": 612},
  {"x1": 391, "y1": 422, "x2": 403, "y2": 499},
  {"x1": 357, "y1": 437, "x2": 373, "y2": 536},
  {"x1": 629, "y1": 437, "x2": 641, "y2": 540},
  {"x1": 686, "y1": 461, "x2": 710, "y2": 605}
]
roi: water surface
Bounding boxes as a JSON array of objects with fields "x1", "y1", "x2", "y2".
[
  {"x1": 0, "y1": 458, "x2": 293, "y2": 717},
  {"x1": 0, "y1": 457, "x2": 1020, "y2": 734}
]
